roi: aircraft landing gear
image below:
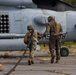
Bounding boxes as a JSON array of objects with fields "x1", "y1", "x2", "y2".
[{"x1": 60, "y1": 47, "x2": 69, "y2": 57}]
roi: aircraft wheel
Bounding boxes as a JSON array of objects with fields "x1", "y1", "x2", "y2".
[{"x1": 60, "y1": 47, "x2": 69, "y2": 57}]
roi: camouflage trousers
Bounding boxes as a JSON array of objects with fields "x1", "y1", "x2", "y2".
[
  {"x1": 49, "y1": 37, "x2": 61, "y2": 60},
  {"x1": 29, "y1": 41, "x2": 37, "y2": 59}
]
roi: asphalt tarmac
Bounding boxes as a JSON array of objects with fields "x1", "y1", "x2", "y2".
[{"x1": 0, "y1": 55, "x2": 76, "y2": 75}]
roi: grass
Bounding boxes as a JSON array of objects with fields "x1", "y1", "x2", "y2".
[
  {"x1": 39, "y1": 42, "x2": 76, "y2": 55},
  {"x1": 63, "y1": 42, "x2": 76, "y2": 48},
  {"x1": 40, "y1": 44, "x2": 49, "y2": 50},
  {"x1": 40, "y1": 42, "x2": 76, "y2": 49},
  {"x1": 3, "y1": 52, "x2": 9, "y2": 58},
  {"x1": 64, "y1": 73, "x2": 72, "y2": 75}
]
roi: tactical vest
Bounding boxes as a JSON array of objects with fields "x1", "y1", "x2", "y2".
[{"x1": 49, "y1": 21, "x2": 61, "y2": 36}]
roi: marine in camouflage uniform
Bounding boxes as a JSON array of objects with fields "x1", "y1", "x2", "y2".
[
  {"x1": 44, "y1": 16, "x2": 63, "y2": 63},
  {"x1": 25, "y1": 25, "x2": 43, "y2": 65}
]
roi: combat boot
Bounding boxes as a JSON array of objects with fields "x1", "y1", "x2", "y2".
[
  {"x1": 51, "y1": 56, "x2": 55, "y2": 64},
  {"x1": 55, "y1": 60, "x2": 60, "y2": 63},
  {"x1": 55, "y1": 56, "x2": 60, "y2": 63},
  {"x1": 31, "y1": 59, "x2": 34, "y2": 64},
  {"x1": 28, "y1": 58, "x2": 32, "y2": 65}
]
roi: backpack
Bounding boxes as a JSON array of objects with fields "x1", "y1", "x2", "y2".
[
  {"x1": 24, "y1": 30, "x2": 34, "y2": 44},
  {"x1": 24, "y1": 34, "x2": 28, "y2": 44}
]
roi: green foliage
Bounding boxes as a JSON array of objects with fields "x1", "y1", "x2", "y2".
[
  {"x1": 64, "y1": 0, "x2": 76, "y2": 5},
  {"x1": 63, "y1": 42, "x2": 76, "y2": 48}
]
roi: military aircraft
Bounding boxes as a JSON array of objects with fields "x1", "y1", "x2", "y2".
[{"x1": 0, "y1": 0, "x2": 76, "y2": 56}]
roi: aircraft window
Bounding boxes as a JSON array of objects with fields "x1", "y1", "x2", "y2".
[{"x1": 0, "y1": 15, "x2": 9, "y2": 33}]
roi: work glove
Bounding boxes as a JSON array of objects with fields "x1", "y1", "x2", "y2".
[{"x1": 43, "y1": 34, "x2": 47, "y2": 37}]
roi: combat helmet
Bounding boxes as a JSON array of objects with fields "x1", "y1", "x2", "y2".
[
  {"x1": 48, "y1": 16, "x2": 54, "y2": 22},
  {"x1": 27, "y1": 25, "x2": 34, "y2": 30}
]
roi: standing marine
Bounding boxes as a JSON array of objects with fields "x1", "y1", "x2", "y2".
[
  {"x1": 44, "y1": 16, "x2": 63, "y2": 63},
  {"x1": 24, "y1": 25, "x2": 43, "y2": 65}
]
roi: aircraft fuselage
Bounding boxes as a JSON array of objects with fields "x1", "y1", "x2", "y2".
[{"x1": 0, "y1": 9, "x2": 76, "y2": 51}]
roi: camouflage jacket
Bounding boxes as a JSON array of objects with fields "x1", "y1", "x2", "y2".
[{"x1": 44, "y1": 20, "x2": 63, "y2": 37}]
